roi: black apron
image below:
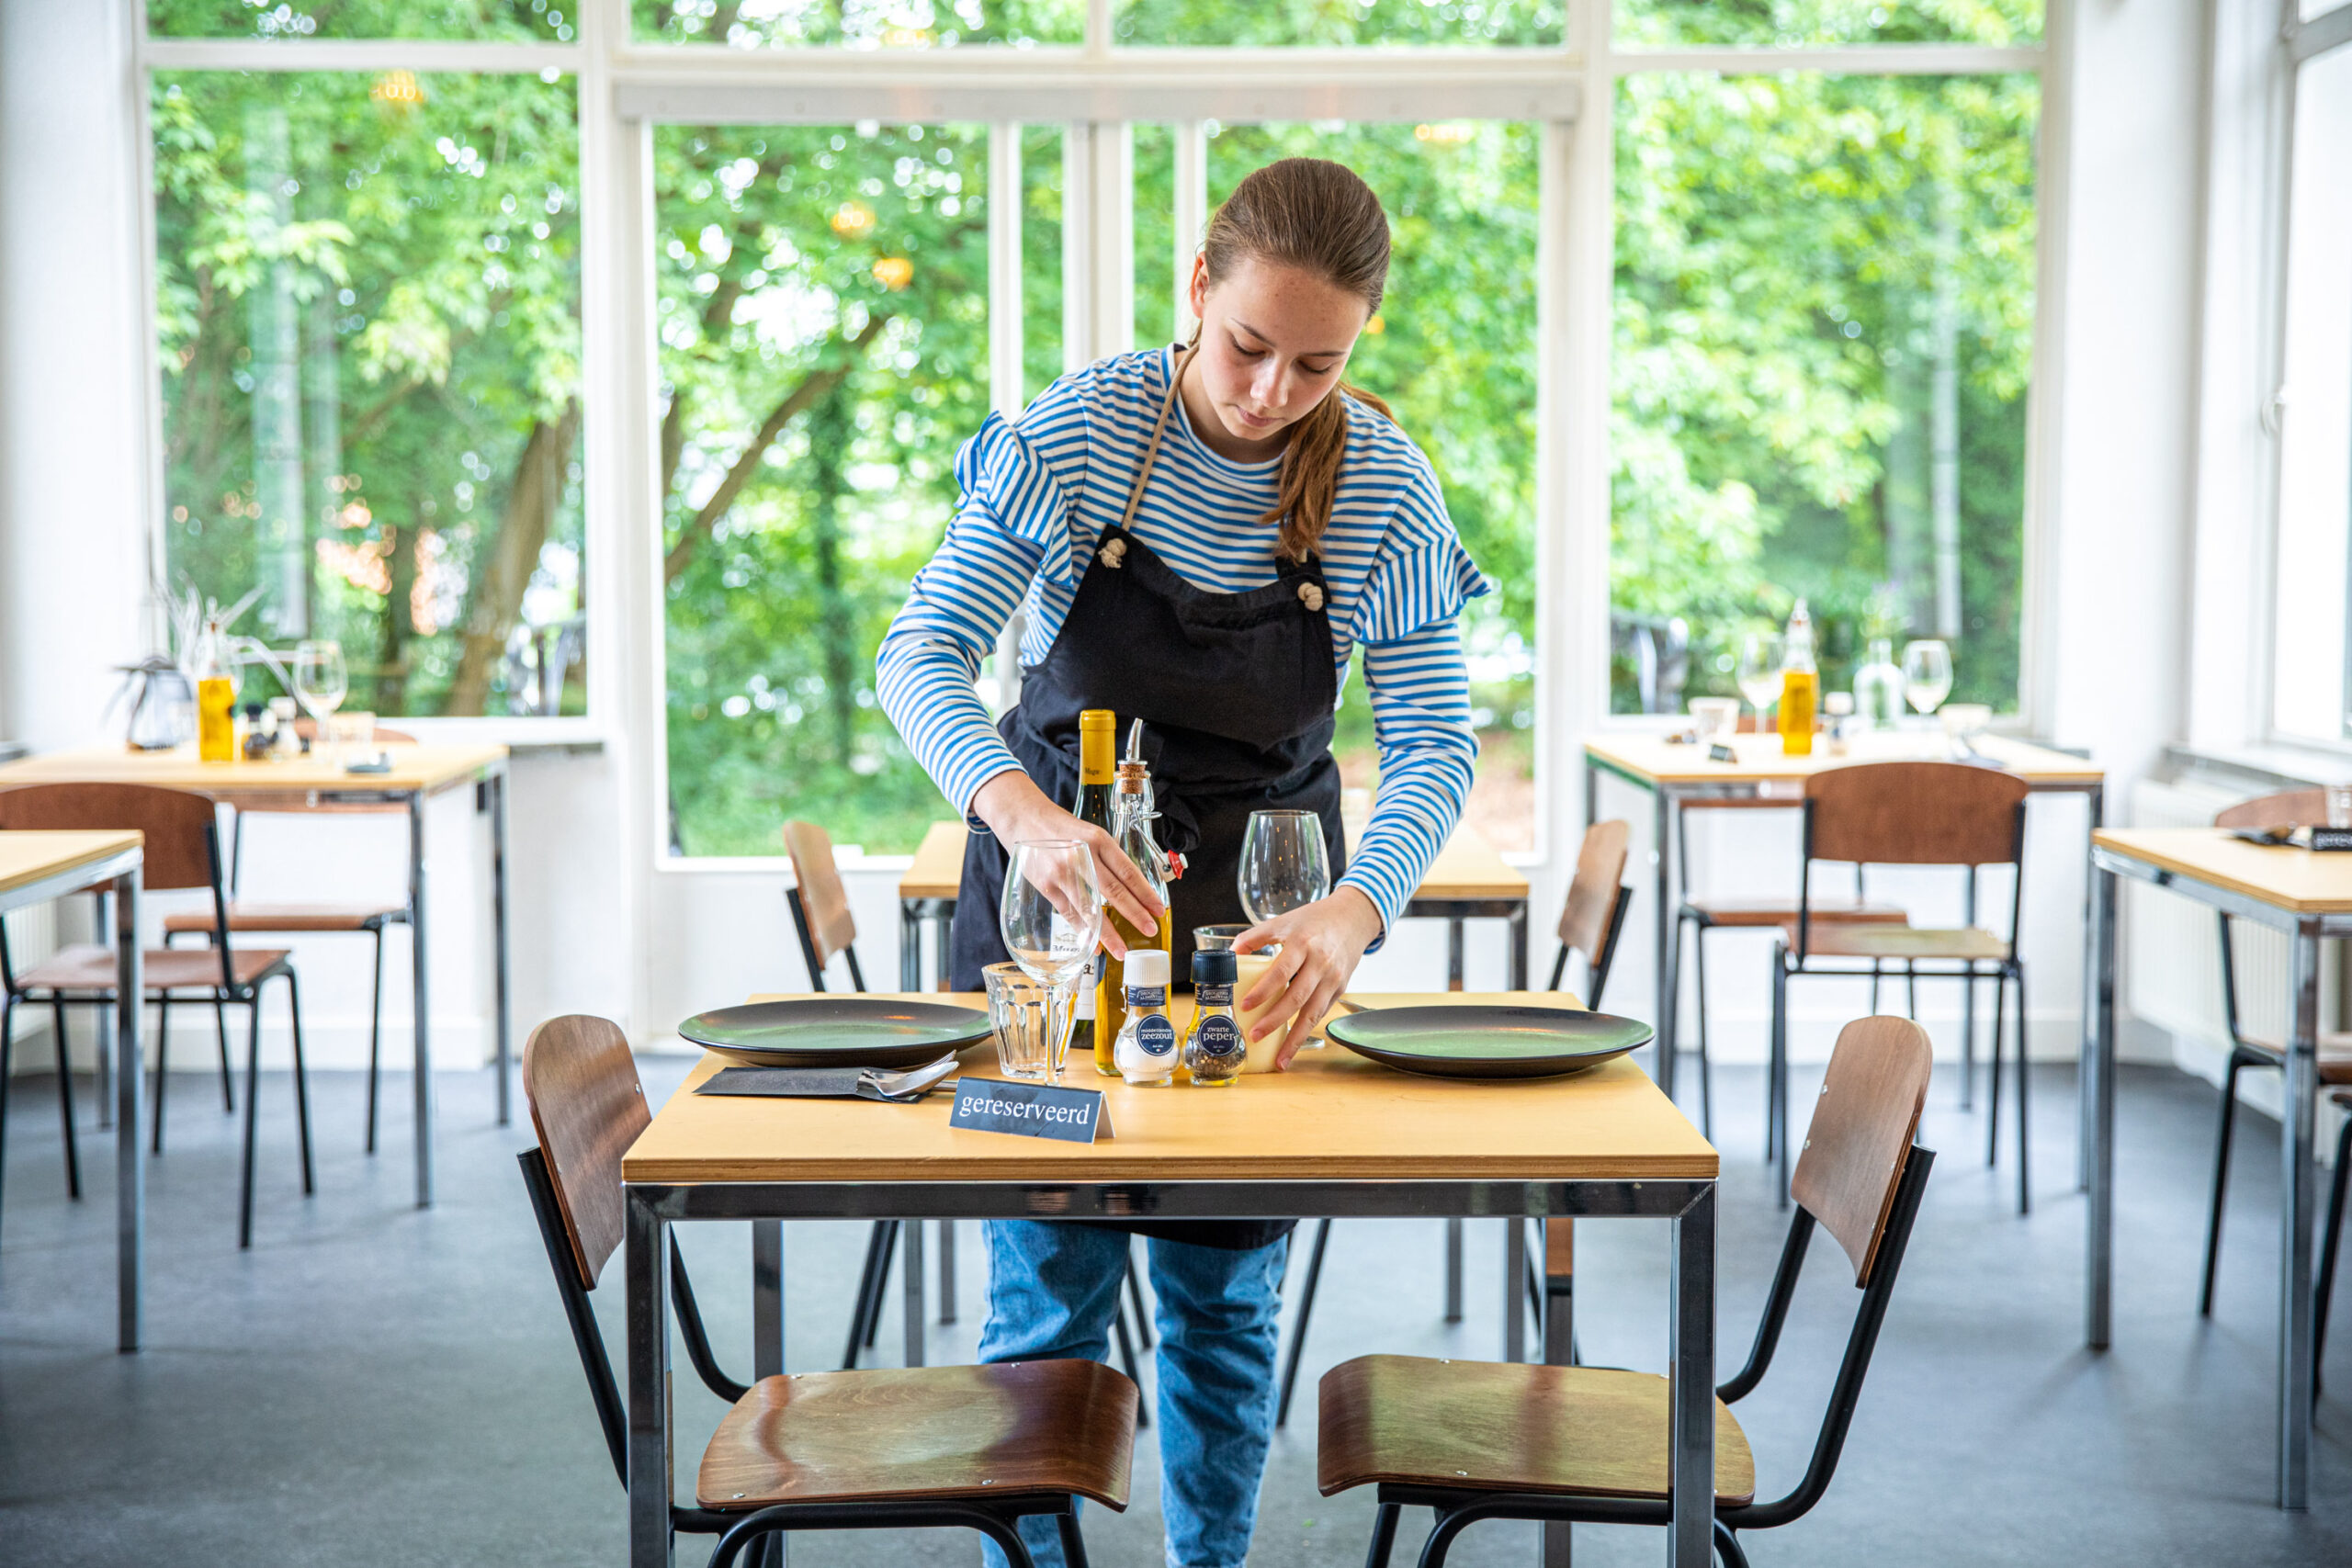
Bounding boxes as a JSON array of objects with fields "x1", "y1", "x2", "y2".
[{"x1": 947, "y1": 345, "x2": 1347, "y2": 1251}]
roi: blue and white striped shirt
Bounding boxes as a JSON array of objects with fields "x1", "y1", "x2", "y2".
[{"x1": 875, "y1": 345, "x2": 1489, "y2": 933}]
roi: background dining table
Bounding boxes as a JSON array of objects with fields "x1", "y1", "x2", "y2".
[
  {"x1": 2086, "y1": 826, "x2": 2352, "y2": 1511},
  {"x1": 622, "y1": 988, "x2": 1720, "y2": 1568},
  {"x1": 894, "y1": 821, "x2": 1532, "y2": 991},
  {"x1": 0, "y1": 740, "x2": 511, "y2": 1207},
  {"x1": 1583, "y1": 728, "x2": 2107, "y2": 1115},
  {"x1": 0, "y1": 829, "x2": 144, "y2": 1348}
]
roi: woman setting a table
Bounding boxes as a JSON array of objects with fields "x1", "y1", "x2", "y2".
[{"x1": 876, "y1": 158, "x2": 1487, "y2": 1568}]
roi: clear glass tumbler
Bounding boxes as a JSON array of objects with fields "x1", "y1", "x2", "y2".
[
  {"x1": 1193, "y1": 923, "x2": 1249, "y2": 953},
  {"x1": 982, "y1": 963, "x2": 1056, "y2": 1081}
]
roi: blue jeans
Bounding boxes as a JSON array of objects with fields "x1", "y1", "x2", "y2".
[{"x1": 978, "y1": 1221, "x2": 1290, "y2": 1568}]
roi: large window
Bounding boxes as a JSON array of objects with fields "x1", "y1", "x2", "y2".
[
  {"x1": 1609, "y1": 67, "x2": 2040, "y2": 715},
  {"x1": 153, "y1": 67, "x2": 586, "y2": 717},
  {"x1": 656, "y1": 121, "x2": 1065, "y2": 854},
  {"x1": 137, "y1": 4, "x2": 2056, "y2": 868},
  {"x1": 2270, "y1": 29, "x2": 2352, "y2": 743}
]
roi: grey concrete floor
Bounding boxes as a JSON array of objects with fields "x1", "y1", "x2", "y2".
[{"x1": 2, "y1": 1053, "x2": 2348, "y2": 1566}]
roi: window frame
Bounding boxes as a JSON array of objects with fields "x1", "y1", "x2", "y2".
[
  {"x1": 129, "y1": 0, "x2": 2062, "y2": 864},
  {"x1": 2261, "y1": 0, "x2": 2352, "y2": 751}
]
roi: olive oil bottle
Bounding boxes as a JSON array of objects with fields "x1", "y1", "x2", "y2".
[{"x1": 1778, "y1": 598, "x2": 1819, "y2": 757}]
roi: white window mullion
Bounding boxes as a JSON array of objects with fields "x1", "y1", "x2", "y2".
[
  {"x1": 1066, "y1": 120, "x2": 1132, "y2": 366},
  {"x1": 989, "y1": 122, "x2": 1027, "y2": 710},
  {"x1": 989, "y1": 123, "x2": 1025, "y2": 417},
  {"x1": 1172, "y1": 119, "x2": 1207, "y2": 344}
]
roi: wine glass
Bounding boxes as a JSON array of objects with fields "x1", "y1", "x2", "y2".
[
  {"x1": 1902, "y1": 640, "x2": 1953, "y2": 720},
  {"x1": 1238, "y1": 809, "x2": 1331, "y2": 926},
  {"x1": 999, "y1": 840, "x2": 1103, "y2": 1083},
  {"x1": 1735, "y1": 632, "x2": 1783, "y2": 732},
  {"x1": 293, "y1": 639, "x2": 349, "y2": 755}
]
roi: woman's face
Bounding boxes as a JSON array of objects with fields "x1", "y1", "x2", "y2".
[{"x1": 1184, "y1": 254, "x2": 1372, "y2": 459}]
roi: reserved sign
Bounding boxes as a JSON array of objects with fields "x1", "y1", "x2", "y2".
[{"x1": 949, "y1": 1077, "x2": 1113, "y2": 1144}]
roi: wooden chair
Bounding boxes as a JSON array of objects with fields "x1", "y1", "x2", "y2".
[
  {"x1": 0, "y1": 783, "x2": 312, "y2": 1248},
  {"x1": 2199, "y1": 791, "x2": 2352, "y2": 1360},
  {"x1": 1771, "y1": 762, "x2": 2028, "y2": 1212},
  {"x1": 161, "y1": 723, "x2": 418, "y2": 1155},
  {"x1": 1673, "y1": 794, "x2": 1909, "y2": 1143},
  {"x1": 517, "y1": 1014, "x2": 1136, "y2": 1567},
  {"x1": 1273, "y1": 822, "x2": 1638, "y2": 1427},
  {"x1": 1318, "y1": 1015, "x2": 1936, "y2": 1568},
  {"x1": 782, "y1": 820, "x2": 866, "y2": 993}
]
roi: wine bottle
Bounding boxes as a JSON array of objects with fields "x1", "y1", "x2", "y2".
[{"x1": 1075, "y1": 710, "x2": 1124, "y2": 1076}]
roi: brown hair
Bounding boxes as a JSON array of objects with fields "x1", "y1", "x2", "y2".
[{"x1": 1195, "y1": 158, "x2": 1395, "y2": 560}]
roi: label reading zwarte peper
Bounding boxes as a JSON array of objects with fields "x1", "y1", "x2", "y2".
[{"x1": 948, "y1": 1078, "x2": 1113, "y2": 1144}]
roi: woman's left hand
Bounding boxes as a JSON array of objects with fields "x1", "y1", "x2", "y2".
[{"x1": 1234, "y1": 886, "x2": 1385, "y2": 1069}]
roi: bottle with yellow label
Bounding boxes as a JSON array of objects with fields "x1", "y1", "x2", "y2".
[
  {"x1": 1075, "y1": 712, "x2": 1125, "y2": 1075},
  {"x1": 191, "y1": 615, "x2": 237, "y2": 763},
  {"x1": 1778, "y1": 598, "x2": 1818, "y2": 757}
]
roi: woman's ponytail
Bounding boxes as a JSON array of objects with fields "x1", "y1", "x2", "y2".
[{"x1": 1197, "y1": 158, "x2": 1396, "y2": 561}]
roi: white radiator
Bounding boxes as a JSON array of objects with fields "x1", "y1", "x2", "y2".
[
  {"x1": 1, "y1": 900, "x2": 61, "y2": 1066},
  {"x1": 2128, "y1": 776, "x2": 2347, "y2": 1055}
]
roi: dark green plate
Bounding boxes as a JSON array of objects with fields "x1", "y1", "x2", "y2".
[
  {"x1": 1323, "y1": 1006, "x2": 1654, "y2": 1080},
  {"x1": 679, "y1": 999, "x2": 993, "y2": 1069}
]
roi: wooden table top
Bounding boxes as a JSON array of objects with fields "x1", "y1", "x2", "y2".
[
  {"x1": 896, "y1": 821, "x2": 1530, "y2": 905},
  {"x1": 0, "y1": 740, "x2": 507, "y2": 798},
  {"x1": 1584, "y1": 729, "x2": 2104, "y2": 787},
  {"x1": 2095, "y1": 828, "x2": 2352, "y2": 916},
  {"x1": 627, "y1": 989, "x2": 1707, "y2": 1187},
  {"x1": 0, "y1": 830, "x2": 143, "y2": 900}
]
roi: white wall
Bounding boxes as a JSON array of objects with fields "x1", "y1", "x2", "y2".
[{"x1": 0, "y1": 0, "x2": 2220, "y2": 1075}]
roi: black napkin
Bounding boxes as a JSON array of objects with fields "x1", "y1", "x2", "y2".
[{"x1": 696, "y1": 1067, "x2": 866, "y2": 1098}]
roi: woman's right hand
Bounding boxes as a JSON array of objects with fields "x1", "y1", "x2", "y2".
[{"x1": 971, "y1": 769, "x2": 1164, "y2": 957}]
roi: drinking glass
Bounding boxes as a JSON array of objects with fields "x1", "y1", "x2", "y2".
[
  {"x1": 982, "y1": 964, "x2": 1057, "y2": 1081},
  {"x1": 293, "y1": 639, "x2": 349, "y2": 755},
  {"x1": 999, "y1": 840, "x2": 1102, "y2": 1082},
  {"x1": 1689, "y1": 696, "x2": 1740, "y2": 747},
  {"x1": 1736, "y1": 633, "x2": 1783, "y2": 728},
  {"x1": 1193, "y1": 923, "x2": 1249, "y2": 953},
  {"x1": 1238, "y1": 809, "x2": 1331, "y2": 926},
  {"x1": 1902, "y1": 640, "x2": 1953, "y2": 718}
]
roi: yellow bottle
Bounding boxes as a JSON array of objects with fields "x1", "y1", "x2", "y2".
[
  {"x1": 191, "y1": 616, "x2": 237, "y2": 762},
  {"x1": 1778, "y1": 598, "x2": 1818, "y2": 757}
]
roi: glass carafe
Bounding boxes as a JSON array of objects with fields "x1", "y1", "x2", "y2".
[{"x1": 1852, "y1": 637, "x2": 1905, "y2": 731}]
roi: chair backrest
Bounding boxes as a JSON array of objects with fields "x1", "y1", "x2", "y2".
[
  {"x1": 1715, "y1": 1013, "x2": 1936, "y2": 1532},
  {"x1": 291, "y1": 717, "x2": 420, "y2": 745},
  {"x1": 1792, "y1": 1015, "x2": 1933, "y2": 1286},
  {"x1": 0, "y1": 782, "x2": 220, "y2": 892},
  {"x1": 1804, "y1": 761, "x2": 2028, "y2": 868},
  {"x1": 1556, "y1": 819, "x2": 1629, "y2": 962},
  {"x1": 2215, "y1": 788, "x2": 2326, "y2": 830},
  {"x1": 782, "y1": 819, "x2": 857, "y2": 971},
  {"x1": 522, "y1": 1014, "x2": 650, "y2": 1292}
]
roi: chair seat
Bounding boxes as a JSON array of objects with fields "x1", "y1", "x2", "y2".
[
  {"x1": 1316, "y1": 1354, "x2": 1755, "y2": 1506},
  {"x1": 1783, "y1": 924, "x2": 2009, "y2": 963},
  {"x1": 696, "y1": 1360, "x2": 1137, "y2": 1512},
  {"x1": 18, "y1": 942, "x2": 291, "y2": 995},
  {"x1": 1684, "y1": 896, "x2": 1906, "y2": 928},
  {"x1": 163, "y1": 901, "x2": 405, "y2": 934},
  {"x1": 2227, "y1": 1035, "x2": 2352, "y2": 1086}
]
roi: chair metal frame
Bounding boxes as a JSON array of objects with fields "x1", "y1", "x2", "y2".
[
  {"x1": 1351, "y1": 1142, "x2": 1936, "y2": 1568},
  {"x1": 1674, "y1": 803, "x2": 1906, "y2": 1142},
  {"x1": 0, "y1": 788, "x2": 312, "y2": 1247},
  {"x1": 1772, "y1": 794, "x2": 2028, "y2": 1212},
  {"x1": 1273, "y1": 857, "x2": 1635, "y2": 1427},
  {"x1": 517, "y1": 1146, "x2": 1091, "y2": 1568}
]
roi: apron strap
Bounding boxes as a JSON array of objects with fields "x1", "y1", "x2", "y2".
[{"x1": 1115, "y1": 344, "x2": 1195, "y2": 538}]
